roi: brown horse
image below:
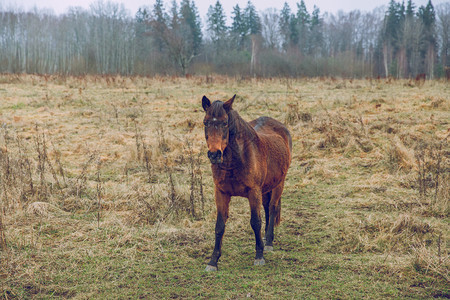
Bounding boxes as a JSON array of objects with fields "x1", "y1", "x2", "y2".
[{"x1": 202, "y1": 94, "x2": 292, "y2": 271}]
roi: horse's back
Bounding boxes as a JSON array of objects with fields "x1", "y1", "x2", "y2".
[{"x1": 250, "y1": 116, "x2": 292, "y2": 153}]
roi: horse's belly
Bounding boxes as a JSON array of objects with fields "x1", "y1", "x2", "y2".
[
  {"x1": 262, "y1": 176, "x2": 283, "y2": 194},
  {"x1": 262, "y1": 154, "x2": 289, "y2": 193}
]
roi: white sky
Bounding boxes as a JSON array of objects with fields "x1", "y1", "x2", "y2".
[{"x1": 1, "y1": 0, "x2": 448, "y2": 20}]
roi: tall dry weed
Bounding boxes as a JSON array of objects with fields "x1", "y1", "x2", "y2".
[
  {"x1": 284, "y1": 103, "x2": 312, "y2": 125},
  {"x1": 312, "y1": 102, "x2": 373, "y2": 153},
  {"x1": 414, "y1": 136, "x2": 449, "y2": 216},
  {"x1": 0, "y1": 128, "x2": 38, "y2": 210},
  {"x1": 186, "y1": 140, "x2": 205, "y2": 219},
  {"x1": 411, "y1": 234, "x2": 449, "y2": 282},
  {"x1": 0, "y1": 211, "x2": 6, "y2": 250},
  {"x1": 71, "y1": 153, "x2": 97, "y2": 199}
]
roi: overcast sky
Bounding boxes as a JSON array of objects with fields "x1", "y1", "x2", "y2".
[{"x1": 2, "y1": 0, "x2": 448, "y2": 19}]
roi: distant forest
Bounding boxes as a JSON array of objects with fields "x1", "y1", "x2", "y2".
[{"x1": 0, "y1": 0, "x2": 449, "y2": 78}]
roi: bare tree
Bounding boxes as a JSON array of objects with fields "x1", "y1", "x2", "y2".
[{"x1": 261, "y1": 8, "x2": 280, "y2": 50}]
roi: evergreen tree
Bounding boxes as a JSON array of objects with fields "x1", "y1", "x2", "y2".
[
  {"x1": 244, "y1": 1, "x2": 261, "y2": 75},
  {"x1": 244, "y1": 0, "x2": 261, "y2": 35},
  {"x1": 207, "y1": 1, "x2": 227, "y2": 45},
  {"x1": 231, "y1": 4, "x2": 247, "y2": 49},
  {"x1": 135, "y1": 8, "x2": 151, "y2": 38},
  {"x1": 418, "y1": 0, "x2": 437, "y2": 77},
  {"x1": 135, "y1": 8, "x2": 152, "y2": 73},
  {"x1": 151, "y1": 0, "x2": 167, "y2": 52},
  {"x1": 383, "y1": 0, "x2": 402, "y2": 44},
  {"x1": 418, "y1": 0, "x2": 436, "y2": 42},
  {"x1": 180, "y1": 0, "x2": 202, "y2": 55},
  {"x1": 169, "y1": 0, "x2": 179, "y2": 30},
  {"x1": 309, "y1": 5, "x2": 323, "y2": 55},
  {"x1": 400, "y1": 0, "x2": 406, "y2": 23},
  {"x1": 296, "y1": 0, "x2": 310, "y2": 53},
  {"x1": 381, "y1": 0, "x2": 404, "y2": 76},
  {"x1": 403, "y1": 0, "x2": 418, "y2": 77},
  {"x1": 406, "y1": 0, "x2": 415, "y2": 18},
  {"x1": 310, "y1": 5, "x2": 320, "y2": 27},
  {"x1": 289, "y1": 13, "x2": 299, "y2": 47},
  {"x1": 279, "y1": 2, "x2": 291, "y2": 50},
  {"x1": 153, "y1": 0, "x2": 167, "y2": 26},
  {"x1": 152, "y1": 0, "x2": 201, "y2": 75},
  {"x1": 297, "y1": 0, "x2": 310, "y2": 25}
]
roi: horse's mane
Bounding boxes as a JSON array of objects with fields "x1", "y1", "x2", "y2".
[{"x1": 228, "y1": 109, "x2": 256, "y2": 144}]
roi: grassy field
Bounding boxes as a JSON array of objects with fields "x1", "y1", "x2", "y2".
[{"x1": 0, "y1": 74, "x2": 448, "y2": 299}]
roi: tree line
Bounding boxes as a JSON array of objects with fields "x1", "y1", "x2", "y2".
[{"x1": 0, "y1": 0, "x2": 448, "y2": 78}]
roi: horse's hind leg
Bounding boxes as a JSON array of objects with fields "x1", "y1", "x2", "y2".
[
  {"x1": 264, "y1": 182, "x2": 284, "y2": 252},
  {"x1": 248, "y1": 188, "x2": 265, "y2": 266},
  {"x1": 262, "y1": 191, "x2": 271, "y2": 235}
]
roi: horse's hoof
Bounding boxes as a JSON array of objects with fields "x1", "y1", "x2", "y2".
[
  {"x1": 264, "y1": 245, "x2": 273, "y2": 252},
  {"x1": 254, "y1": 258, "x2": 265, "y2": 266},
  {"x1": 205, "y1": 265, "x2": 218, "y2": 272}
]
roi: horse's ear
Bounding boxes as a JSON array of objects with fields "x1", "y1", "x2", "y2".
[
  {"x1": 223, "y1": 94, "x2": 236, "y2": 113},
  {"x1": 202, "y1": 96, "x2": 211, "y2": 111}
]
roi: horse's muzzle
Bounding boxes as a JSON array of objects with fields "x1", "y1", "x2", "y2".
[{"x1": 208, "y1": 150, "x2": 222, "y2": 164}]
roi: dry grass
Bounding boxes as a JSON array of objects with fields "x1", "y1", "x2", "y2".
[{"x1": 0, "y1": 75, "x2": 448, "y2": 298}]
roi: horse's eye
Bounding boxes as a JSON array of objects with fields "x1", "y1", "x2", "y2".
[{"x1": 203, "y1": 120, "x2": 209, "y2": 126}]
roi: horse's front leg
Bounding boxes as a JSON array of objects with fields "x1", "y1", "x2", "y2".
[
  {"x1": 249, "y1": 188, "x2": 265, "y2": 266},
  {"x1": 205, "y1": 188, "x2": 230, "y2": 271}
]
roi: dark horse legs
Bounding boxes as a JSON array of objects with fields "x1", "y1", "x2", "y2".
[
  {"x1": 262, "y1": 191, "x2": 271, "y2": 246},
  {"x1": 249, "y1": 189, "x2": 265, "y2": 265},
  {"x1": 263, "y1": 183, "x2": 284, "y2": 251},
  {"x1": 205, "y1": 190, "x2": 230, "y2": 271},
  {"x1": 206, "y1": 189, "x2": 266, "y2": 271},
  {"x1": 207, "y1": 184, "x2": 283, "y2": 271}
]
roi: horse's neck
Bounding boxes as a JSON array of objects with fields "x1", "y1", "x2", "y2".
[
  {"x1": 231, "y1": 111, "x2": 257, "y2": 143},
  {"x1": 225, "y1": 111, "x2": 257, "y2": 159},
  {"x1": 216, "y1": 113, "x2": 256, "y2": 171}
]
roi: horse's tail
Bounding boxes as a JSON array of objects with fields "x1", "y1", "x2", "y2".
[{"x1": 274, "y1": 199, "x2": 281, "y2": 226}]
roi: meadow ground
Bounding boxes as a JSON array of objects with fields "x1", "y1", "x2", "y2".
[{"x1": 0, "y1": 74, "x2": 448, "y2": 299}]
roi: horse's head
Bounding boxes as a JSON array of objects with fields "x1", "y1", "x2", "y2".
[{"x1": 201, "y1": 94, "x2": 235, "y2": 164}]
